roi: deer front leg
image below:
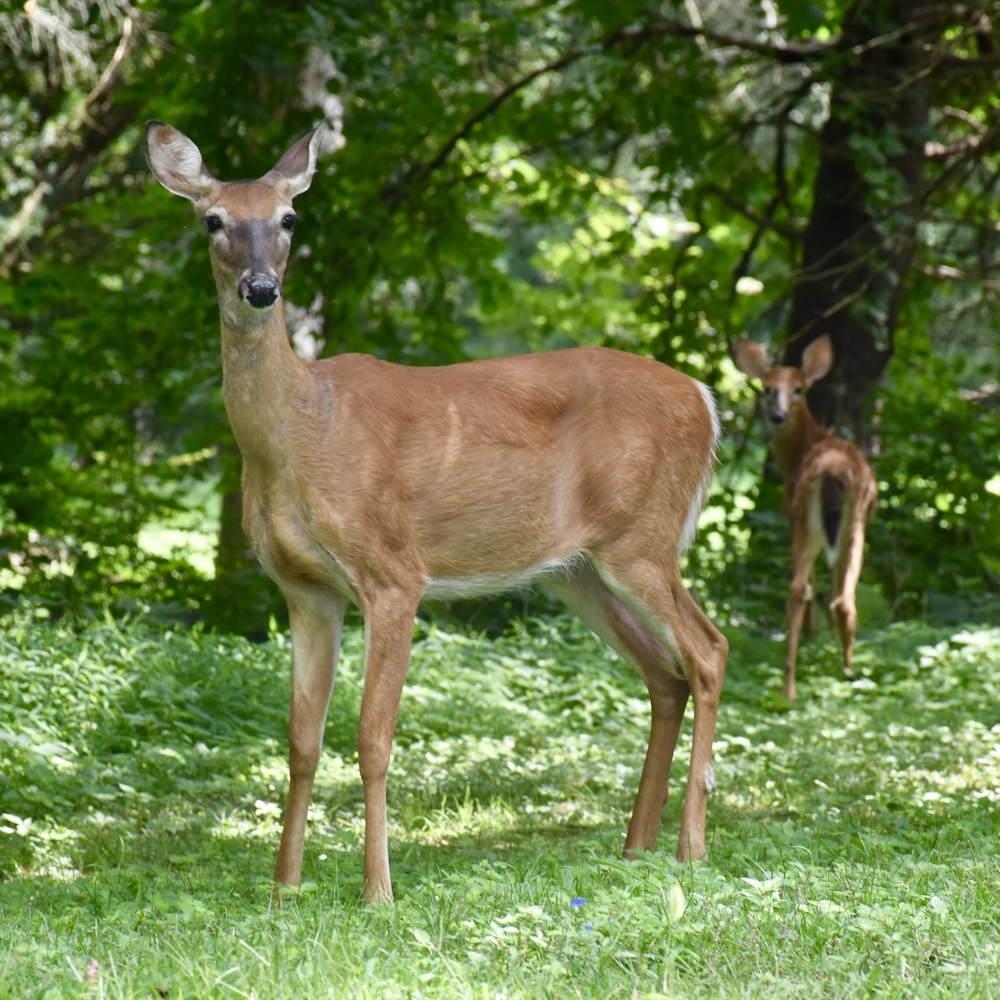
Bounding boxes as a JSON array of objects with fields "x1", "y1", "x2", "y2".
[
  {"x1": 357, "y1": 590, "x2": 419, "y2": 903},
  {"x1": 274, "y1": 590, "x2": 347, "y2": 890}
]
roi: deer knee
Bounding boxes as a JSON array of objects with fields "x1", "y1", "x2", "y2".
[
  {"x1": 787, "y1": 581, "x2": 812, "y2": 628},
  {"x1": 681, "y1": 619, "x2": 727, "y2": 708},
  {"x1": 287, "y1": 722, "x2": 324, "y2": 778},
  {"x1": 830, "y1": 595, "x2": 857, "y2": 632},
  {"x1": 701, "y1": 633, "x2": 728, "y2": 702},
  {"x1": 357, "y1": 729, "x2": 393, "y2": 785}
]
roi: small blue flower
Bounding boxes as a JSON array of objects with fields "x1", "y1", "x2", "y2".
[
  {"x1": 570, "y1": 896, "x2": 585, "y2": 908},
  {"x1": 582, "y1": 923, "x2": 593, "y2": 932}
]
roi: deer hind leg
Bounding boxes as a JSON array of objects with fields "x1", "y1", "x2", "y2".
[
  {"x1": 829, "y1": 506, "x2": 867, "y2": 676},
  {"x1": 549, "y1": 562, "x2": 687, "y2": 856},
  {"x1": 801, "y1": 586, "x2": 817, "y2": 637},
  {"x1": 552, "y1": 555, "x2": 727, "y2": 862},
  {"x1": 786, "y1": 495, "x2": 825, "y2": 703},
  {"x1": 274, "y1": 588, "x2": 347, "y2": 891}
]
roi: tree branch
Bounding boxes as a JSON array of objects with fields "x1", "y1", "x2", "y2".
[
  {"x1": 380, "y1": 13, "x2": 837, "y2": 208},
  {"x1": 82, "y1": 12, "x2": 138, "y2": 125},
  {"x1": 1, "y1": 12, "x2": 147, "y2": 275},
  {"x1": 703, "y1": 183, "x2": 800, "y2": 242}
]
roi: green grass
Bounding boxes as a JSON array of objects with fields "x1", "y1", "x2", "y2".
[{"x1": 1, "y1": 607, "x2": 998, "y2": 998}]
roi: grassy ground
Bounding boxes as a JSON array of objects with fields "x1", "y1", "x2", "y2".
[{"x1": 1, "y1": 605, "x2": 998, "y2": 998}]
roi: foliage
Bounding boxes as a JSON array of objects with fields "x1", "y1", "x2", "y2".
[
  {"x1": 0, "y1": 1, "x2": 998, "y2": 626},
  {"x1": 872, "y1": 338, "x2": 1000, "y2": 612},
  {"x1": 1, "y1": 608, "x2": 999, "y2": 997}
]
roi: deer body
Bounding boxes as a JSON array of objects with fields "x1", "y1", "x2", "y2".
[
  {"x1": 236, "y1": 347, "x2": 714, "y2": 600},
  {"x1": 736, "y1": 337, "x2": 877, "y2": 702},
  {"x1": 147, "y1": 120, "x2": 728, "y2": 902}
]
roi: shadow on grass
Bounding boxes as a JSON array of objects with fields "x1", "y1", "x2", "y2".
[{"x1": 3, "y1": 612, "x2": 998, "y2": 907}]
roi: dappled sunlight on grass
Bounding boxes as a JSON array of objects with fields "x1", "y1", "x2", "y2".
[{"x1": 1, "y1": 609, "x2": 999, "y2": 996}]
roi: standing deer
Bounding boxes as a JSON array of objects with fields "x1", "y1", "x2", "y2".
[
  {"x1": 146, "y1": 120, "x2": 728, "y2": 902},
  {"x1": 735, "y1": 337, "x2": 877, "y2": 703}
]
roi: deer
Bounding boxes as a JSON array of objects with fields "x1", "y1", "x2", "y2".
[
  {"x1": 145, "y1": 119, "x2": 729, "y2": 903},
  {"x1": 734, "y1": 336, "x2": 877, "y2": 703}
]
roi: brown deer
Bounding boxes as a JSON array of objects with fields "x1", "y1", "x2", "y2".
[
  {"x1": 146, "y1": 120, "x2": 728, "y2": 902},
  {"x1": 735, "y1": 337, "x2": 877, "y2": 703}
]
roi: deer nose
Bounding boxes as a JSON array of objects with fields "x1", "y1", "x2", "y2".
[
  {"x1": 769, "y1": 408, "x2": 787, "y2": 425},
  {"x1": 238, "y1": 273, "x2": 280, "y2": 309}
]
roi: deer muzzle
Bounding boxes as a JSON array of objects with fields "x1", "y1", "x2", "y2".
[
  {"x1": 239, "y1": 273, "x2": 281, "y2": 310},
  {"x1": 768, "y1": 393, "x2": 789, "y2": 425}
]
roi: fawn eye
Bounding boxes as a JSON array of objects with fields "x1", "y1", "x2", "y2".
[
  {"x1": 204, "y1": 215, "x2": 222, "y2": 234},
  {"x1": 281, "y1": 213, "x2": 298, "y2": 231}
]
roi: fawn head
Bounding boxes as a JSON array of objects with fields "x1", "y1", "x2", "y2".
[
  {"x1": 734, "y1": 335, "x2": 833, "y2": 428},
  {"x1": 145, "y1": 122, "x2": 326, "y2": 326}
]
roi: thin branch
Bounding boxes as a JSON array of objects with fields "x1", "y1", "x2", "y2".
[
  {"x1": 703, "y1": 184, "x2": 800, "y2": 243},
  {"x1": 82, "y1": 12, "x2": 137, "y2": 126},
  {"x1": 381, "y1": 14, "x2": 837, "y2": 207},
  {"x1": 613, "y1": 15, "x2": 833, "y2": 64},
  {"x1": 0, "y1": 12, "x2": 147, "y2": 275},
  {"x1": 382, "y1": 38, "x2": 599, "y2": 205},
  {"x1": 913, "y1": 259, "x2": 1000, "y2": 293}
]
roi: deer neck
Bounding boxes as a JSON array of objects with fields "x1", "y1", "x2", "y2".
[
  {"x1": 771, "y1": 407, "x2": 829, "y2": 487},
  {"x1": 219, "y1": 303, "x2": 310, "y2": 473}
]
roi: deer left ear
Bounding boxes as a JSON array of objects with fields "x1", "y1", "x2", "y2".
[
  {"x1": 267, "y1": 124, "x2": 328, "y2": 199},
  {"x1": 801, "y1": 335, "x2": 834, "y2": 386}
]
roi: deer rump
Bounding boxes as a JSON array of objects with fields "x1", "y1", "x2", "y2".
[{"x1": 790, "y1": 438, "x2": 875, "y2": 568}]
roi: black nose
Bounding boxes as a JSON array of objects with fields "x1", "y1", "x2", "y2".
[
  {"x1": 239, "y1": 274, "x2": 280, "y2": 309},
  {"x1": 769, "y1": 411, "x2": 787, "y2": 425}
]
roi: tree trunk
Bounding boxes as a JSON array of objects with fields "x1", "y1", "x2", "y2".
[{"x1": 786, "y1": 0, "x2": 941, "y2": 442}]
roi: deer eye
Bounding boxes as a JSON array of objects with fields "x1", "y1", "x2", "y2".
[
  {"x1": 281, "y1": 213, "x2": 298, "y2": 231},
  {"x1": 203, "y1": 215, "x2": 222, "y2": 234}
]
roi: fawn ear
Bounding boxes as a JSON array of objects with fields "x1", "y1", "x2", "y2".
[
  {"x1": 265, "y1": 124, "x2": 327, "y2": 199},
  {"x1": 801, "y1": 335, "x2": 834, "y2": 386},
  {"x1": 733, "y1": 339, "x2": 772, "y2": 382},
  {"x1": 145, "y1": 121, "x2": 218, "y2": 204}
]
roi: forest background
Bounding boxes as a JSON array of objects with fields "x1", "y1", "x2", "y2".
[
  {"x1": 4, "y1": 7, "x2": 1000, "y2": 995},
  {"x1": 1, "y1": 0, "x2": 998, "y2": 634}
]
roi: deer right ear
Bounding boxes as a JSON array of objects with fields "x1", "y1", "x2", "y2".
[
  {"x1": 733, "y1": 339, "x2": 772, "y2": 381},
  {"x1": 145, "y1": 121, "x2": 218, "y2": 204}
]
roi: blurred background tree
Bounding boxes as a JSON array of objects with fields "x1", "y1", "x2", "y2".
[{"x1": 1, "y1": 0, "x2": 997, "y2": 632}]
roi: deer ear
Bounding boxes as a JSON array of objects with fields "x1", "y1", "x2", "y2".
[
  {"x1": 801, "y1": 336, "x2": 834, "y2": 385},
  {"x1": 733, "y1": 339, "x2": 772, "y2": 381},
  {"x1": 266, "y1": 124, "x2": 327, "y2": 199},
  {"x1": 145, "y1": 121, "x2": 218, "y2": 203}
]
